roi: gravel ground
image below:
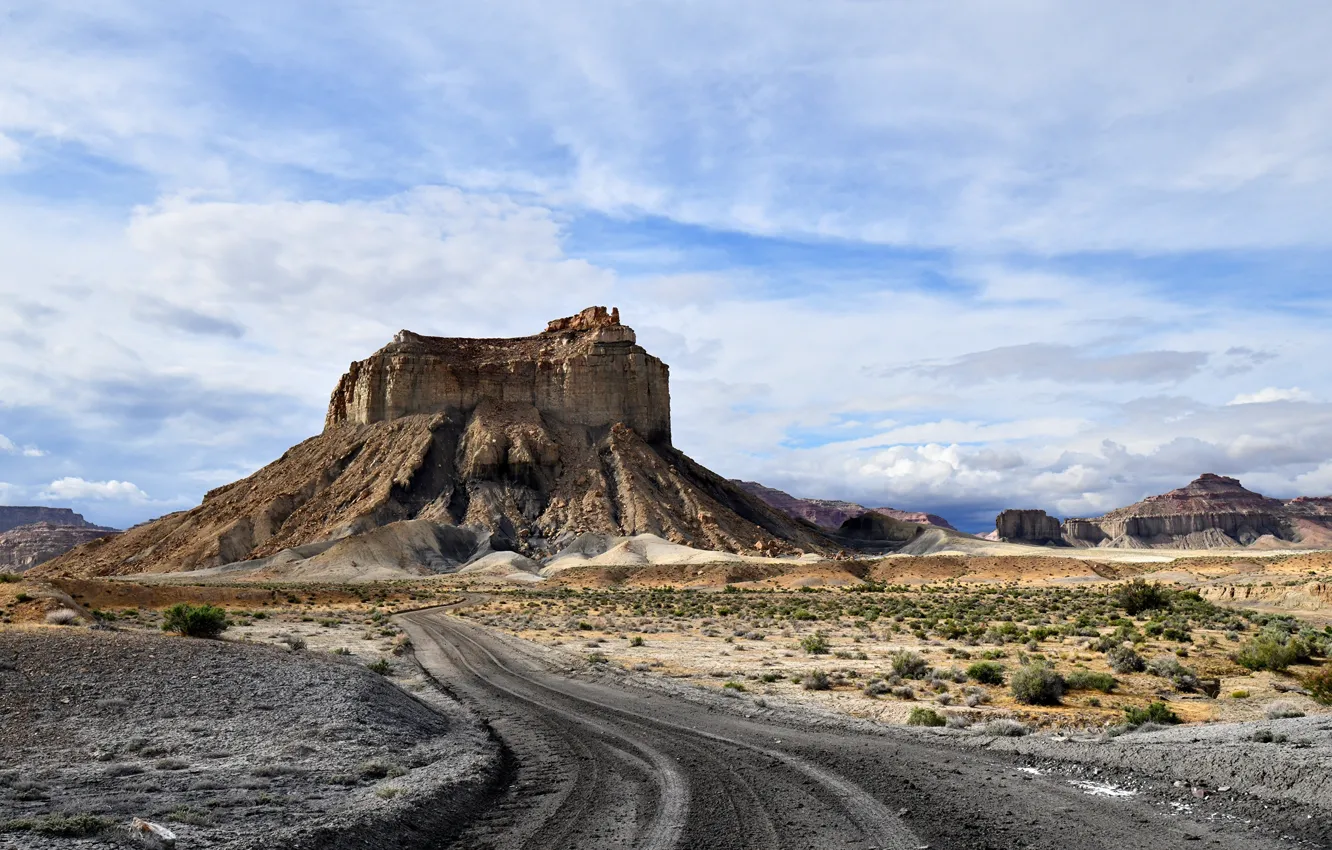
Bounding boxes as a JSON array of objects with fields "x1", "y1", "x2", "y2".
[
  {"x1": 0, "y1": 627, "x2": 498, "y2": 849},
  {"x1": 500, "y1": 624, "x2": 1332, "y2": 846}
]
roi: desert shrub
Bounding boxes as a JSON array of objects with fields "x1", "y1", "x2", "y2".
[
  {"x1": 802, "y1": 669, "x2": 831, "y2": 691},
  {"x1": 162, "y1": 603, "x2": 228, "y2": 638},
  {"x1": 0, "y1": 573, "x2": 20, "y2": 583},
  {"x1": 586, "y1": 652, "x2": 608, "y2": 665},
  {"x1": 1232, "y1": 634, "x2": 1306, "y2": 672},
  {"x1": 722, "y1": 681, "x2": 746, "y2": 692},
  {"x1": 3, "y1": 813, "x2": 113, "y2": 837},
  {"x1": 983, "y1": 718, "x2": 1027, "y2": 737},
  {"x1": 965, "y1": 661, "x2": 1005, "y2": 685},
  {"x1": 44, "y1": 608, "x2": 80, "y2": 626},
  {"x1": 1113, "y1": 580, "x2": 1170, "y2": 615},
  {"x1": 862, "y1": 680, "x2": 891, "y2": 696},
  {"x1": 14, "y1": 592, "x2": 31, "y2": 603},
  {"x1": 800, "y1": 632, "x2": 830, "y2": 655},
  {"x1": 629, "y1": 636, "x2": 645, "y2": 647},
  {"x1": 890, "y1": 685, "x2": 915, "y2": 700},
  {"x1": 366, "y1": 658, "x2": 392, "y2": 675},
  {"x1": 889, "y1": 650, "x2": 931, "y2": 679},
  {"x1": 1146, "y1": 655, "x2": 1200, "y2": 691},
  {"x1": 1265, "y1": 700, "x2": 1305, "y2": 720},
  {"x1": 1303, "y1": 664, "x2": 1332, "y2": 705},
  {"x1": 1123, "y1": 701, "x2": 1180, "y2": 727},
  {"x1": 1010, "y1": 662, "x2": 1064, "y2": 705},
  {"x1": 1106, "y1": 645, "x2": 1145, "y2": 673},
  {"x1": 1064, "y1": 670, "x2": 1117, "y2": 693},
  {"x1": 907, "y1": 707, "x2": 946, "y2": 727}
]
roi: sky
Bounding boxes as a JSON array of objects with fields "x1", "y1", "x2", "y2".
[{"x1": 3, "y1": 1, "x2": 1332, "y2": 533}]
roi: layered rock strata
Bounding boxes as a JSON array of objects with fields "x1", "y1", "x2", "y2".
[
  {"x1": 326, "y1": 305, "x2": 671, "y2": 444},
  {"x1": 39, "y1": 309, "x2": 837, "y2": 579},
  {"x1": 995, "y1": 509, "x2": 1064, "y2": 545},
  {"x1": 993, "y1": 474, "x2": 1332, "y2": 550},
  {"x1": 0, "y1": 522, "x2": 117, "y2": 571},
  {"x1": 1064, "y1": 474, "x2": 1297, "y2": 549}
]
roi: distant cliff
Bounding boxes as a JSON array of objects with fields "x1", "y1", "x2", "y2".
[
  {"x1": 993, "y1": 474, "x2": 1332, "y2": 550},
  {"x1": 0, "y1": 522, "x2": 117, "y2": 571},
  {"x1": 0, "y1": 507, "x2": 96, "y2": 534}
]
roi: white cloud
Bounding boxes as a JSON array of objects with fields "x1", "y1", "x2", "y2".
[
  {"x1": 41, "y1": 478, "x2": 149, "y2": 501},
  {"x1": 0, "y1": 434, "x2": 43, "y2": 456},
  {"x1": 1227, "y1": 387, "x2": 1313, "y2": 405}
]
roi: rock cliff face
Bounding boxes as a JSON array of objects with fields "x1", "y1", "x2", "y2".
[
  {"x1": 995, "y1": 509, "x2": 1063, "y2": 545},
  {"x1": 0, "y1": 507, "x2": 97, "y2": 534},
  {"x1": 0, "y1": 522, "x2": 117, "y2": 571},
  {"x1": 39, "y1": 309, "x2": 837, "y2": 579},
  {"x1": 732, "y1": 481, "x2": 956, "y2": 531},
  {"x1": 326, "y1": 306, "x2": 671, "y2": 444}
]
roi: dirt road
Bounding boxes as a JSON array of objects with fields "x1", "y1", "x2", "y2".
[{"x1": 400, "y1": 609, "x2": 1304, "y2": 850}]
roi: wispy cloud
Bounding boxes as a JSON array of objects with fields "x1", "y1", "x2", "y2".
[{"x1": 915, "y1": 344, "x2": 1209, "y2": 386}]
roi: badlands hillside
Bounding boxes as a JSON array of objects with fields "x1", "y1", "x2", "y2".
[{"x1": 38, "y1": 308, "x2": 853, "y2": 581}]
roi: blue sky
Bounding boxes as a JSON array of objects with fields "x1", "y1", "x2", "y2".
[{"x1": 3, "y1": 2, "x2": 1332, "y2": 532}]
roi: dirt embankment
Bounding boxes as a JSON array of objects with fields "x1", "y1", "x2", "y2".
[{"x1": 0, "y1": 629, "x2": 498, "y2": 849}]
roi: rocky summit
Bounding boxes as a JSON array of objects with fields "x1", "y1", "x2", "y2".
[
  {"x1": 38, "y1": 308, "x2": 837, "y2": 579},
  {"x1": 995, "y1": 473, "x2": 1332, "y2": 550}
]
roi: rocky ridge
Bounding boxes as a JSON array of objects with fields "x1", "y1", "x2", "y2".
[
  {"x1": 733, "y1": 481, "x2": 956, "y2": 531},
  {"x1": 0, "y1": 506, "x2": 97, "y2": 534},
  {"x1": 38, "y1": 308, "x2": 838, "y2": 579},
  {"x1": 995, "y1": 474, "x2": 1332, "y2": 550}
]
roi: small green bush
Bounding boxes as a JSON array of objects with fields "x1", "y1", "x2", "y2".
[
  {"x1": 800, "y1": 632, "x2": 830, "y2": 655},
  {"x1": 1010, "y1": 662, "x2": 1064, "y2": 705},
  {"x1": 965, "y1": 661, "x2": 1005, "y2": 685},
  {"x1": 14, "y1": 592, "x2": 31, "y2": 603},
  {"x1": 366, "y1": 658, "x2": 392, "y2": 675},
  {"x1": 161, "y1": 603, "x2": 228, "y2": 638},
  {"x1": 628, "y1": 636, "x2": 645, "y2": 647},
  {"x1": 907, "y1": 707, "x2": 946, "y2": 727},
  {"x1": 1064, "y1": 670, "x2": 1117, "y2": 693},
  {"x1": 1232, "y1": 635, "x2": 1305, "y2": 672},
  {"x1": 1123, "y1": 701, "x2": 1180, "y2": 727},
  {"x1": 0, "y1": 573, "x2": 20, "y2": 583},
  {"x1": 1302, "y1": 664, "x2": 1332, "y2": 705},
  {"x1": 1113, "y1": 580, "x2": 1170, "y2": 615}
]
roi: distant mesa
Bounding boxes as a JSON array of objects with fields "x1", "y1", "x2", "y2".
[
  {"x1": 0, "y1": 508, "x2": 117, "y2": 572},
  {"x1": 994, "y1": 473, "x2": 1332, "y2": 550},
  {"x1": 733, "y1": 481, "x2": 956, "y2": 532},
  {"x1": 40, "y1": 308, "x2": 893, "y2": 581}
]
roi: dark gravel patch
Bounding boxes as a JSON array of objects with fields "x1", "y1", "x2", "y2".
[{"x1": 0, "y1": 628, "x2": 497, "y2": 849}]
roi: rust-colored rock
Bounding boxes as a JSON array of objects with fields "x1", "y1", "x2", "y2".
[
  {"x1": 38, "y1": 309, "x2": 835, "y2": 579},
  {"x1": 732, "y1": 481, "x2": 956, "y2": 531}
]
